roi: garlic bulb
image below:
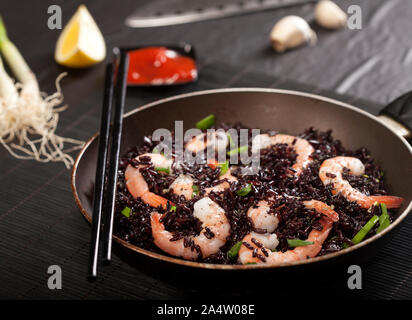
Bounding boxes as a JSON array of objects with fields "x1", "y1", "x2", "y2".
[
  {"x1": 270, "y1": 15, "x2": 317, "y2": 53},
  {"x1": 315, "y1": 0, "x2": 347, "y2": 29}
]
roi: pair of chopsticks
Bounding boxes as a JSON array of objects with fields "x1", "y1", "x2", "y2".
[{"x1": 88, "y1": 49, "x2": 129, "y2": 280}]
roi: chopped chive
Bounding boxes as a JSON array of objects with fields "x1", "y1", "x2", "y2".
[
  {"x1": 227, "y1": 241, "x2": 243, "y2": 259},
  {"x1": 121, "y1": 206, "x2": 131, "y2": 218},
  {"x1": 170, "y1": 206, "x2": 176, "y2": 212},
  {"x1": 287, "y1": 239, "x2": 314, "y2": 247},
  {"x1": 226, "y1": 132, "x2": 235, "y2": 148},
  {"x1": 342, "y1": 242, "x2": 350, "y2": 249},
  {"x1": 219, "y1": 160, "x2": 229, "y2": 175},
  {"x1": 155, "y1": 167, "x2": 170, "y2": 174},
  {"x1": 362, "y1": 174, "x2": 369, "y2": 178},
  {"x1": 351, "y1": 215, "x2": 379, "y2": 245},
  {"x1": 236, "y1": 184, "x2": 252, "y2": 196},
  {"x1": 192, "y1": 185, "x2": 199, "y2": 198},
  {"x1": 377, "y1": 203, "x2": 390, "y2": 233},
  {"x1": 196, "y1": 114, "x2": 215, "y2": 130},
  {"x1": 245, "y1": 262, "x2": 257, "y2": 265},
  {"x1": 227, "y1": 145, "x2": 248, "y2": 156}
]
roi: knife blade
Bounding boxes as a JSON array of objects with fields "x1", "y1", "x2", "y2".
[{"x1": 126, "y1": 0, "x2": 316, "y2": 28}]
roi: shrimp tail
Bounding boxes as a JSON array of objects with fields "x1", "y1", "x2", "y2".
[
  {"x1": 207, "y1": 159, "x2": 219, "y2": 169},
  {"x1": 366, "y1": 196, "x2": 404, "y2": 209},
  {"x1": 141, "y1": 192, "x2": 174, "y2": 210}
]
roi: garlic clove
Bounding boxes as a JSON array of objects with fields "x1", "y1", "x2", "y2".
[
  {"x1": 270, "y1": 15, "x2": 317, "y2": 53},
  {"x1": 315, "y1": 0, "x2": 347, "y2": 30}
]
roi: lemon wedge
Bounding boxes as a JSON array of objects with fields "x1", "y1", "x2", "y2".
[{"x1": 55, "y1": 5, "x2": 106, "y2": 68}]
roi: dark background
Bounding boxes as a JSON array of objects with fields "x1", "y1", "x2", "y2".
[{"x1": 0, "y1": 0, "x2": 411, "y2": 299}]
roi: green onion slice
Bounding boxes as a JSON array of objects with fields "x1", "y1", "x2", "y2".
[
  {"x1": 192, "y1": 185, "x2": 199, "y2": 198},
  {"x1": 351, "y1": 215, "x2": 379, "y2": 245},
  {"x1": 196, "y1": 114, "x2": 215, "y2": 130},
  {"x1": 236, "y1": 184, "x2": 252, "y2": 196},
  {"x1": 227, "y1": 241, "x2": 243, "y2": 259},
  {"x1": 170, "y1": 206, "x2": 177, "y2": 212},
  {"x1": 227, "y1": 145, "x2": 248, "y2": 156},
  {"x1": 226, "y1": 132, "x2": 235, "y2": 148},
  {"x1": 377, "y1": 203, "x2": 390, "y2": 233},
  {"x1": 192, "y1": 185, "x2": 199, "y2": 194},
  {"x1": 121, "y1": 206, "x2": 131, "y2": 218},
  {"x1": 245, "y1": 262, "x2": 257, "y2": 265},
  {"x1": 219, "y1": 160, "x2": 229, "y2": 175},
  {"x1": 155, "y1": 167, "x2": 170, "y2": 174},
  {"x1": 287, "y1": 239, "x2": 314, "y2": 247}
]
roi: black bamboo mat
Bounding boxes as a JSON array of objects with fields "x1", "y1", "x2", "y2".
[{"x1": 0, "y1": 61, "x2": 411, "y2": 300}]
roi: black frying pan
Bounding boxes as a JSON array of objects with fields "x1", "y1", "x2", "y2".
[{"x1": 71, "y1": 88, "x2": 412, "y2": 280}]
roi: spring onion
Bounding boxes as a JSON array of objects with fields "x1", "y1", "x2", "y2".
[
  {"x1": 195, "y1": 114, "x2": 215, "y2": 130},
  {"x1": 236, "y1": 184, "x2": 252, "y2": 196},
  {"x1": 170, "y1": 206, "x2": 176, "y2": 212},
  {"x1": 227, "y1": 241, "x2": 243, "y2": 259},
  {"x1": 192, "y1": 185, "x2": 199, "y2": 198},
  {"x1": 121, "y1": 206, "x2": 131, "y2": 218},
  {"x1": 219, "y1": 160, "x2": 229, "y2": 175},
  {"x1": 226, "y1": 132, "x2": 235, "y2": 148},
  {"x1": 0, "y1": 17, "x2": 83, "y2": 168},
  {"x1": 152, "y1": 145, "x2": 161, "y2": 154},
  {"x1": 227, "y1": 145, "x2": 248, "y2": 156},
  {"x1": 377, "y1": 203, "x2": 390, "y2": 233},
  {"x1": 155, "y1": 167, "x2": 170, "y2": 174},
  {"x1": 287, "y1": 239, "x2": 314, "y2": 247},
  {"x1": 245, "y1": 262, "x2": 257, "y2": 265},
  {"x1": 351, "y1": 215, "x2": 379, "y2": 245}
]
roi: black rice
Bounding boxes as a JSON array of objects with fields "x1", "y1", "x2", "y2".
[{"x1": 113, "y1": 126, "x2": 397, "y2": 263}]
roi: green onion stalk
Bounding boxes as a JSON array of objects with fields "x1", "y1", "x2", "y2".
[
  {"x1": 0, "y1": 17, "x2": 84, "y2": 168},
  {"x1": 0, "y1": 17, "x2": 40, "y2": 96},
  {"x1": 0, "y1": 55, "x2": 18, "y2": 105}
]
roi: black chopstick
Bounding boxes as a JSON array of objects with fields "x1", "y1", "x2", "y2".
[
  {"x1": 102, "y1": 50, "x2": 129, "y2": 263},
  {"x1": 88, "y1": 63, "x2": 115, "y2": 280}
]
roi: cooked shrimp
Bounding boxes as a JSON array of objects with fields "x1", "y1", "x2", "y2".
[
  {"x1": 238, "y1": 232, "x2": 279, "y2": 263},
  {"x1": 303, "y1": 199, "x2": 339, "y2": 222},
  {"x1": 125, "y1": 153, "x2": 173, "y2": 209},
  {"x1": 252, "y1": 133, "x2": 314, "y2": 175},
  {"x1": 170, "y1": 174, "x2": 194, "y2": 200},
  {"x1": 238, "y1": 200, "x2": 338, "y2": 265},
  {"x1": 319, "y1": 156, "x2": 404, "y2": 209},
  {"x1": 186, "y1": 130, "x2": 228, "y2": 154},
  {"x1": 151, "y1": 197, "x2": 230, "y2": 259},
  {"x1": 247, "y1": 199, "x2": 279, "y2": 233}
]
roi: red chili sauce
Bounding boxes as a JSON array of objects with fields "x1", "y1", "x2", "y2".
[{"x1": 127, "y1": 47, "x2": 197, "y2": 85}]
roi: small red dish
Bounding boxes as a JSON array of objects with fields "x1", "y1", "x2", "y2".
[{"x1": 118, "y1": 43, "x2": 198, "y2": 87}]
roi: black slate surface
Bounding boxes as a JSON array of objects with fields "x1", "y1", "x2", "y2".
[{"x1": 0, "y1": 0, "x2": 411, "y2": 300}]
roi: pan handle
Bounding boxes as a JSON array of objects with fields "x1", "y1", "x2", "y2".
[{"x1": 378, "y1": 91, "x2": 412, "y2": 139}]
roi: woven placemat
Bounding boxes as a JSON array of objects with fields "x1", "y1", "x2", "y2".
[{"x1": 0, "y1": 61, "x2": 410, "y2": 300}]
